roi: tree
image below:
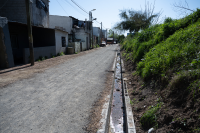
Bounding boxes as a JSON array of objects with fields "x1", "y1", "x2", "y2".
[
  {"x1": 107, "y1": 29, "x2": 125, "y2": 43},
  {"x1": 114, "y1": 1, "x2": 162, "y2": 33},
  {"x1": 108, "y1": 29, "x2": 118, "y2": 39},
  {"x1": 117, "y1": 35, "x2": 125, "y2": 43},
  {"x1": 172, "y1": 0, "x2": 194, "y2": 17}
]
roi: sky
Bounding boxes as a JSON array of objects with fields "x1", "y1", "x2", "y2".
[{"x1": 49, "y1": 0, "x2": 200, "y2": 34}]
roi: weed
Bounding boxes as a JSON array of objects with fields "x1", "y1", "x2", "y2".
[
  {"x1": 140, "y1": 102, "x2": 163, "y2": 129},
  {"x1": 120, "y1": 9, "x2": 200, "y2": 80},
  {"x1": 130, "y1": 100, "x2": 133, "y2": 105},
  {"x1": 192, "y1": 127, "x2": 200, "y2": 133}
]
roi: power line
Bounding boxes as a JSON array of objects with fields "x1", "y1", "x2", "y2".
[
  {"x1": 63, "y1": 0, "x2": 88, "y2": 18},
  {"x1": 62, "y1": 0, "x2": 107, "y2": 29},
  {"x1": 56, "y1": 0, "x2": 69, "y2": 15},
  {"x1": 71, "y1": 0, "x2": 89, "y2": 14},
  {"x1": 71, "y1": 0, "x2": 89, "y2": 13}
]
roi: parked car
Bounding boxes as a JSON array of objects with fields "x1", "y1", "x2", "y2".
[{"x1": 100, "y1": 41, "x2": 106, "y2": 47}]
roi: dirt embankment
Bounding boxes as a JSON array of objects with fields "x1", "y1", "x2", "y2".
[{"x1": 121, "y1": 51, "x2": 200, "y2": 133}]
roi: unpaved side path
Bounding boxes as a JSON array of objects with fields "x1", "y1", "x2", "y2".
[{"x1": 0, "y1": 45, "x2": 118, "y2": 133}]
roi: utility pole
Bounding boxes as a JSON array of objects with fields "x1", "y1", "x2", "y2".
[
  {"x1": 106, "y1": 29, "x2": 108, "y2": 45},
  {"x1": 113, "y1": 31, "x2": 114, "y2": 44},
  {"x1": 91, "y1": 16, "x2": 93, "y2": 49},
  {"x1": 101, "y1": 22, "x2": 102, "y2": 43},
  {"x1": 89, "y1": 11, "x2": 92, "y2": 49},
  {"x1": 25, "y1": 0, "x2": 34, "y2": 65}
]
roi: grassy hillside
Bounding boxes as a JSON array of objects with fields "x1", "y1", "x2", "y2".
[{"x1": 121, "y1": 9, "x2": 200, "y2": 132}]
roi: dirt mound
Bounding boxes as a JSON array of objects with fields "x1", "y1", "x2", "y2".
[{"x1": 121, "y1": 51, "x2": 200, "y2": 133}]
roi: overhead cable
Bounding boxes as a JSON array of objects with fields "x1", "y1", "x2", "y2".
[
  {"x1": 71, "y1": 0, "x2": 89, "y2": 14},
  {"x1": 63, "y1": 0, "x2": 88, "y2": 17},
  {"x1": 56, "y1": 0, "x2": 69, "y2": 15}
]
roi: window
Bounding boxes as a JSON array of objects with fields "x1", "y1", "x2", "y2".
[
  {"x1": 36, "y1": 0, "x2": 48, "y2": 12},
  {"x1": 62, "y1": 37, "x2": 66, "y2": 47}
]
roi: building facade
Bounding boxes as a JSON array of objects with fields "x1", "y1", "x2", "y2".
[{"x1": 0, "y1": 0, "x2": 49, "y2": 28}]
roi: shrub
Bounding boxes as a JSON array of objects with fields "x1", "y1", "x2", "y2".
[
  {"x1": 121, "y1": 9, "x2": 200, "y2": 64},
  {"x1": 137, "y1": 20, "x2": 200, "y2": 79},
  {"x1": 164, "y1": 17, "x2": 173, "y2": 24}
]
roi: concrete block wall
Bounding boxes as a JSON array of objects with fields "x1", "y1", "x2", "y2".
[
  {"x1": 68, "y1": 42, "x2": 80, "y2": 53},
  {"x1": 74, "y1": 42, "x2": 80, "y2": 53},
  {"x1": 55, "y1": 30, "x2": 68, "y2": 54},
  {"x1": 0, "y1": 0, "x2": 49, "y2": 28},
  {"x1": 75, "y1": 29, "x2": 89, "y2": 50},
  {"x1": 31, "y1": 0, "x2": 49, "y2": 28},
  {"x1": 81, "y1": 42, "x2": 87, "y2": 51},
  {"x1": 0, "y1": 27, "x2": 8, "y2": 68},
  {"x1": 93, "y1": 27, "x2": 100, "y2": 37},
  {"x1": 23, "y1": 46, "x2": 56, "y2": 64},
  {"x1": 49, "y1": 15, "x2": 73, "y2": 34},
  {"x1": 0, "y1": 24, "x2": 14, "y2": 68}
]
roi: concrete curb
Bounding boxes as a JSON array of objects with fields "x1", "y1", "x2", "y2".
[
  {"x1": 121, "y1": 56, "x2": 137, "y2": 133},
  {"x1": 97, "y1": 46, "x2": 118, "y2": 133}
]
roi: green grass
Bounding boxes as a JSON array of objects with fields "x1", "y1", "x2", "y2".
[
  {"x1": 130, "y1": 100, "x2": 133, "y2": 105},
  {"x1": 137, "y1": 20, "x2": 200, "y2": 79},
  {"x1": 140, "y1": 102, "x2": 163, "y2": 129},
  {"x1": 57, "y1": 52, "x2": 65, "y2": 56},
  {"x1": 121, "y1": 9, "x2": 200, "y2": 64},
  {"x1": 94, "y1": 44, "x2": 100, "y2": 48},
  {"x1": 121, "y1": 9, "x2": 200, "y2": 81}
]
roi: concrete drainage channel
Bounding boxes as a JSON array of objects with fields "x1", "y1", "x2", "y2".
[{"x1": 97, "y1": 48, "x2": 136, "y2": 133}]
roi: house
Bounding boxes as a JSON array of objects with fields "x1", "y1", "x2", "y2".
[
  {"x1": 49, "y1": 15, "x2": 72, "y2": 54},
  {"x1": 50, "y1": 15, "x2": 92, "y2": 53},
  {"x1": 93, "y1": 27, "x2": 101, "y2": 44},
  {"x1": 70, "y1": 16, "x2": 91, "y2": 50},
  {"x1": 0, "y1": 0, "x2": 59, "y2": 67},
  {"x1": 0, "y1": 0, "x2": 49, "y2": 28},
  {"x1": 102, "y1": 30, "x2": 107, "y2": 43}
]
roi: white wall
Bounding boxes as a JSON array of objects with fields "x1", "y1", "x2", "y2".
[
  {"x1": 81, "y1": 42, "x2": 87, "y2": 51},
  {"x1": 75, "y1": 33, "x2": 89, "y2": 50},
  {"x1": 49, "y1": 15, "x2": 72, "y2": 33},
  {"x1": 55, "y1": 30, "x2": 68, "y2": 54},
  {"x1": 74, "y1": 28, "x2": 89, "y2": 49}
]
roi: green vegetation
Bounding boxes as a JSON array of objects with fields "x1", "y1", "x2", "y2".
[
  {"x1": 130, "y1": 100, "x2": 133, "y2": 105},
  {"x1": 114, "y1": 1, "x2": 162, "y2": 33},
  {"x1": 37, "y1": 52, "x2": 65, "y2": 62},
  {"x1": 121, "y1": 9, "x2": 200, "y2": 130},
  {"x1": 121, "y1": 9, "x2": 200, "y2": 80},
  {"x1": 94, "y1": 44, "x2": 100, "y2": 48},
  {"x1": 140, "y1": 102, "x2": 163, "y2": 129},
  {"x1": 57, "y1": 52, "x2": 65, "y2": 56}
]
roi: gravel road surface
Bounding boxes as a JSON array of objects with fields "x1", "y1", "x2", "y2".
[{"x1": 0, "y1": 45, "x2": 118, "y2": 133}]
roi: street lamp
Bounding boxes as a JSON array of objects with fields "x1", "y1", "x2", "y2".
[{"x1": 89, "y1": 9, "x2": 96, "y2": 49}]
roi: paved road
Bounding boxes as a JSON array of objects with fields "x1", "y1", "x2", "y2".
[{"x1": 0, "y1": 45, "x2": 118, "y2": 133}]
